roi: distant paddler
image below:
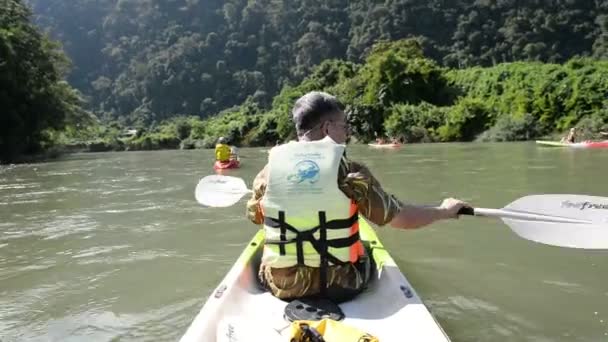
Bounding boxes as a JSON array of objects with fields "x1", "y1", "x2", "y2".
[
  {"x1": 214, "y1": 137, "x2": 240, "y2": 170},
  {"x1": 560, "y1": 127, "x2": 577, "y2": 144},
  {"x1": 215, "y1": 137, "x2": 231, "y2": 163}
]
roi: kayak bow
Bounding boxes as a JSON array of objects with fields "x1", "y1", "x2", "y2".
[
  {"x1": 213, "y1": 159, "x2": 240, "y2": 170},
  {"x1": 180, "y1": 219, "x2": 449, "y2": 342}
]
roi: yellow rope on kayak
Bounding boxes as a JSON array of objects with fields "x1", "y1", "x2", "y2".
[{"x1": 289, "y1": 318, "x2": 379, "y2": 342}]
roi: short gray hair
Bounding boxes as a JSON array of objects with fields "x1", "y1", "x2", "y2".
[{"x1": 292, "y1": 91, "x2": 344, "y2": 136}]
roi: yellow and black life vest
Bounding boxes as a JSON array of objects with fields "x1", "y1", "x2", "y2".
[{"x1": 260, "y1": 137, "x2": 364, "y2": 288}]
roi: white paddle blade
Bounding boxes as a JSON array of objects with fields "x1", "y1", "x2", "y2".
[
  {"x1": 504, "y1": 194, "x2": 608, "y2": 249},
  {"x1": 503, "y1": 219, "x2": 607, "y2": 249},
  {"x1": 195, "y1": 175, "x2": 251, "y2": 207},
  {"x1": 505, "y1": 194, "x2": 608, "y2": 224}
]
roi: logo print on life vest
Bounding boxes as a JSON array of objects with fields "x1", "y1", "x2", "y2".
[{"x1": 287, "y1": 160, "x2": 320, "y2": 184}]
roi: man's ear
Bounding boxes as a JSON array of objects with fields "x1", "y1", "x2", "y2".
[{"x1": 322, "y1": 121, "x2": 331, "y2": 136}]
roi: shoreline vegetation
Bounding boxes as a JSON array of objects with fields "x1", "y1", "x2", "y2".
[
  {"x1": 51, "y1": 40, "x2": 608, "y2": 157},
  {"x1": 3, "y1": 0, "x2": 608, "y2": 164},
  {"x1": 12, "y1": 48, "x2": 608, "y2": 162}
]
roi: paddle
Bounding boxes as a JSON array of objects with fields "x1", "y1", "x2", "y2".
[
  {"x1": 194, "y1": 175, "x2": 608, "y2": 249},
  {"x1": 456, "y1": 196, "x2": 607, "y2": 250},
  {"x1": 195, "y1": 175, "x2": 251, "y2": 208}
]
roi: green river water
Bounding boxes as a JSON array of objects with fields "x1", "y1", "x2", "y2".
[{"x1": 1, "y1": 143, "x2": 607, "y2": 341}]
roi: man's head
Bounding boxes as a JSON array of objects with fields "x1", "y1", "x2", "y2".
[
  {"x1": 217, "y1": 137, "x2": 227, "y2": 144},
  {"x1": 292, "y1": 91, "x2": 348, "y2": 143}
]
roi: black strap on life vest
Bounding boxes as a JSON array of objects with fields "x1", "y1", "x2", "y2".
[
  {"x1": 278, "y1": 211, "x2": 286, "y2": 255},
  {"x1": 264, "y1": 212, "x2": 358, "y2": 264},
  {"x1": 264, "y1": 211, "x2": 359, "y2": 294},
  {"x1": 318, "y1": 212, "x2": 328, "y2": 295}
]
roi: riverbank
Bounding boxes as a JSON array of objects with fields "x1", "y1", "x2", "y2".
[
  {"x1": 7, "y1": 131, "x2": 607, "y2": 166},
  {"x1": 48, "y1": 41, "x2": 608, "y2": 163}
]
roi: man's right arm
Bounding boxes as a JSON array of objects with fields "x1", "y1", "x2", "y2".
[
  {"x1": 344, "y1": 160, "x2": 467, "y2": 230},
  {"x1": 389, "y1": 198, "x2": 466, "y2": 230}
]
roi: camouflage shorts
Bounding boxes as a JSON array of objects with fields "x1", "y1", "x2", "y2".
[{"x1": 259, "y1": 257, "x2": 371, "y2": 302}]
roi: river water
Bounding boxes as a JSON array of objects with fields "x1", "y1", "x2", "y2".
[{"x1": 1, "y1": 143, "x2": 607, "y2": 341}]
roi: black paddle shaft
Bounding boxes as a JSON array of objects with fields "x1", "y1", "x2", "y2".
[{"x1": 457, "y1": 206, "x2": 475, "y2": 216}]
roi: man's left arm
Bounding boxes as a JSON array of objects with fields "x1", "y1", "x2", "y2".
[{"x1": 246, "y1": 165, "x2": 268, "y2": 225}]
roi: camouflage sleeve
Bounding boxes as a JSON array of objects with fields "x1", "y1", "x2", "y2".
[
  {"x1": 339, "y1": 158, "x2": 403, "y2": 226},
  {"x1": 246, "y1": 165, "x2": 268, "y2": 225}
]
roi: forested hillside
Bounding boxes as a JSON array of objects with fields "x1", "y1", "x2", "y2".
[
  {"x1": 28, "y1": 0, "x2": 608, "y2": 125},
  {"x1": 76, "y1": 39, "x2": 607, "y2": 153},
  {"x1": 186, "y1": 40, "x2": 608, "y2": 148}
]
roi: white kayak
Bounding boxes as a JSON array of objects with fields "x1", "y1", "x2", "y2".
[
  {"x1": 180, "y1": 219, "x2": 450, "y2": 342},
  {"x1": 367, "y1": 143, "x2": 402, "y2": 149},
  {"x1": 536, "y1": 140, "x2": 608, "y2": 148}
]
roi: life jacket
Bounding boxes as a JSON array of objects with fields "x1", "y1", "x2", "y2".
[
  {"x1": 215, "y1": 144, "x2": 231, "y2": 162},
  {"x1": 260, "y1": 137, "x2": 364, "y2": 278}
]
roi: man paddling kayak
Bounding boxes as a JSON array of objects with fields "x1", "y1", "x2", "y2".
[{"x1": 246, "y1": 91, "x2": 468, "y2": 302}]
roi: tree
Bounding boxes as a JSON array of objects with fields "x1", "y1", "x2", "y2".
[{"x1": 0, "y1": 0, "x2": 89, "y2": 162}]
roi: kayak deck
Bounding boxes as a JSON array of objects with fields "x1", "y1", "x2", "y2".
[
  {"x1": 180, "y1": 220, "x2": 449, "y2": 342},
  {"x1": 535, "y1": 140, "x2": 570, "y2": 147}
]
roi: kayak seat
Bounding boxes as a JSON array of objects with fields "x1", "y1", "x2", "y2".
[
  {"x1": 281, "y1": 243, "x2": 378, "y2": 322},
  {"x1": 284, "y1": 298, "x2": 345, "y2": 322}
]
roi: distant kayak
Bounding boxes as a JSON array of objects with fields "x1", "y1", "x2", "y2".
[
  {"x1": 368, "y1": 143, "x2": 402, "y2": 149},
  {"x1": 213, "y1": 159, "x2": 240, "y2": 170},
  {"x1": 536, "y1": 140, "x2": 608, "y2": 148}
]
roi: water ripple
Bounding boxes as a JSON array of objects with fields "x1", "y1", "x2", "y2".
[
  {"x1": 72, "y1": 245, "x2": 131, "y2": 259},
  {"x1": 0, "y1": 215, "x2": 97, "y2": 241},
  {"x1": 0, "y1": 182, "x2": 40, "y2": 191}
]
